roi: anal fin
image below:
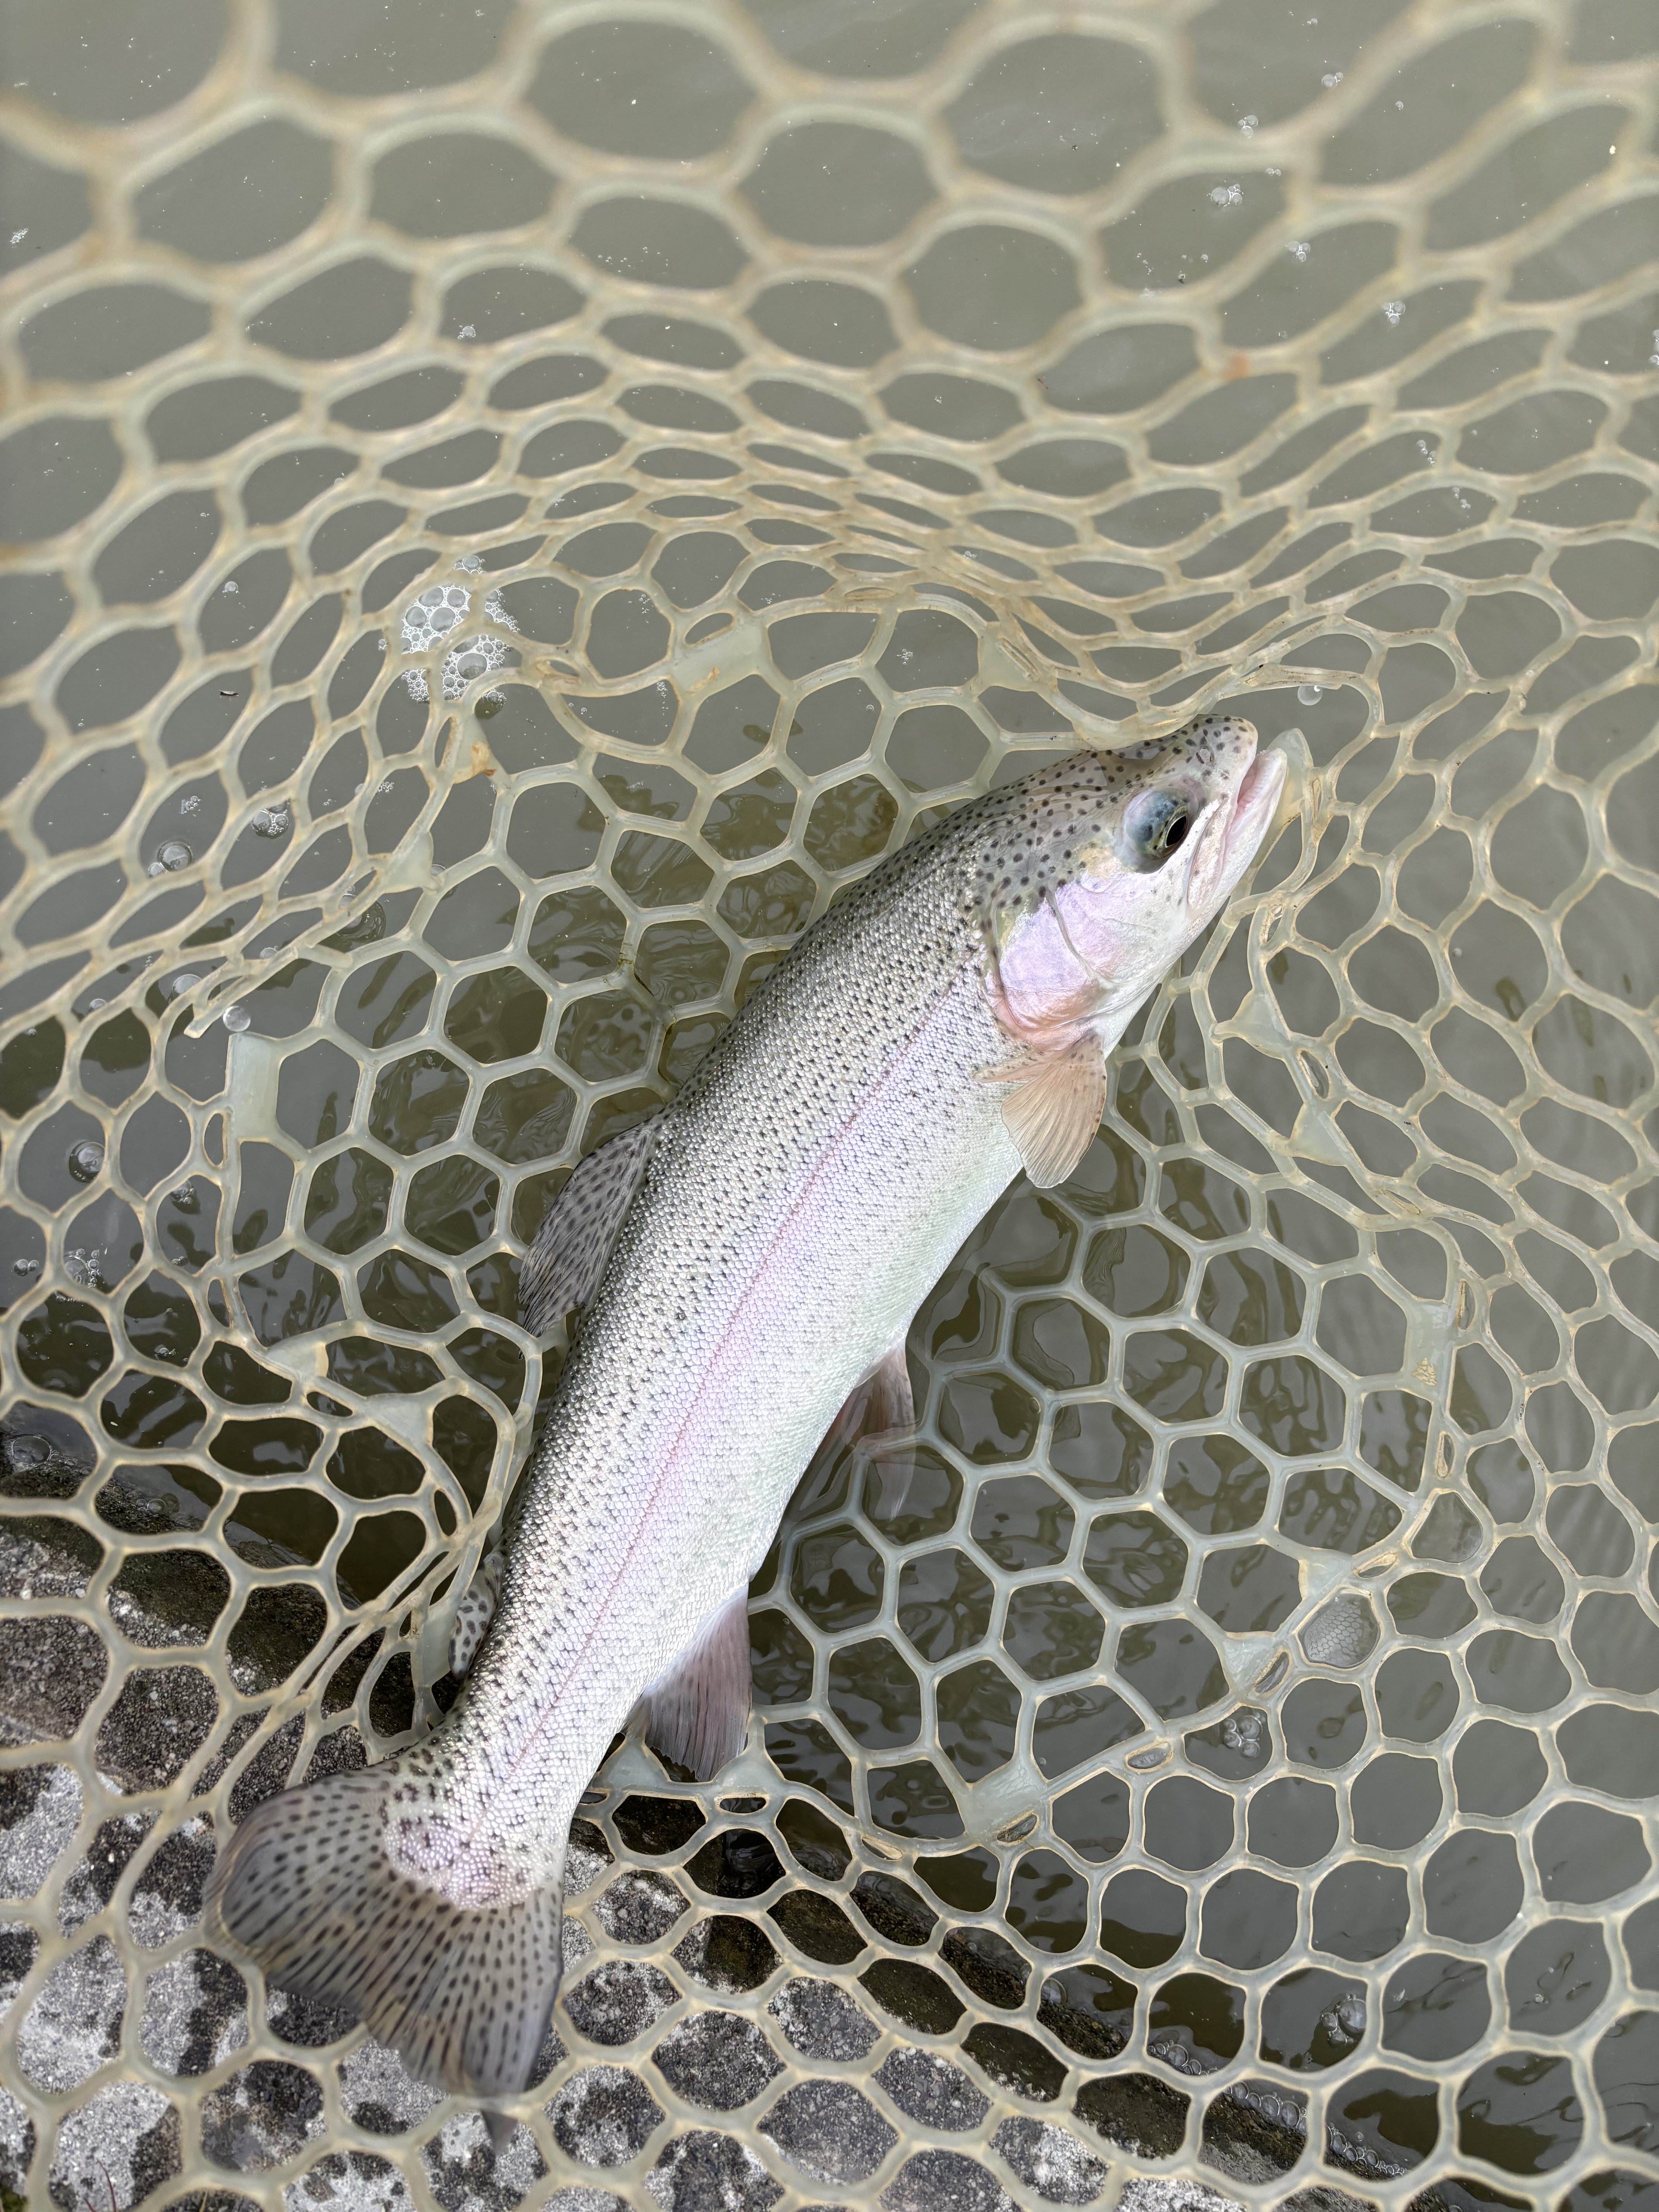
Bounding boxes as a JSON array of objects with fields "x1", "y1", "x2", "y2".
[
  {"x1": 826, "y1": 1346, "x2": 917, "y2": 1521},
  {"x1": 519, "y1": 1115, "x2": 659, "y2": 1336},
  {"x1": 980, "y1": 1038, "x2": 1105, "y2": 1190},
  {"x1": 643, "y1": 1592, "x2": 751, "y2": 1781}
]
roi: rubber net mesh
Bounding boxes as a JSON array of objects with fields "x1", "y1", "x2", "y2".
[{"x1": 2, "y1": 2, "x2": 1657, "y2": 2209}]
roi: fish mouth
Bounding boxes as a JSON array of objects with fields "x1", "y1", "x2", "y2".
[
  {"x1": 1224, "y1": 741, "x2": 1288, "y2": 873},
  {"x1": 1186, "y1": 722, "x2": 1277, "y2": 909}
]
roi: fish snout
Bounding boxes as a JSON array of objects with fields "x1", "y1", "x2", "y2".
[
  {"x1": 1184, "y1": 724, "x2": 1292, "y2": 912},
  {"x1": 1221, "y1": 741, "x2": 1290, "y2": 884}
]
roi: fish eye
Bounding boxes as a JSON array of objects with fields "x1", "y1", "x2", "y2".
[{"x1": 1118, "y1": 788, "x2": 1193, "y2": 871}]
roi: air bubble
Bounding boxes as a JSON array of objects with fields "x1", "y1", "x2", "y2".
[
  {"x1": 1297, "y1": 684, "x2": 1323, "y2": 705},
  {"x1": 1221, "y1": 1709, "x2": 1264, "y2": 1753},
  {"x1": 12, "y1": 1257, "x2": 41, "y2": 1278},
  {"x1": 170, "y1": 972, "x2": 201, "y2": 997},
  {"x1": 222, "y1": 1004, "x2": 253, "y2": 1032},
  {"x1": 149, "y1": 839, "x2": 193, "y2": 876},
  {"x1": 67, "y1": 1139, "x2": 105, "y2": 1183},
  {"x1": 250, "y1": 805, "x2": 291, "y2": 838}
]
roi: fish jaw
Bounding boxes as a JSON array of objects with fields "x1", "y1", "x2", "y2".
[{"x1": 1211, "y1": 740, "x2": 1287, "y2": 907}]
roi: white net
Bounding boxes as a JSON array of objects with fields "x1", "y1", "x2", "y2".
[{"x1": 1, "y1": 2, "x2": 1656, "y2": 2209}]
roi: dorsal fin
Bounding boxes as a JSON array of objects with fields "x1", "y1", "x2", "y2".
[
  {"x1": 519, "y1": 1116, "x2": 659, "y2": 1335},
  {"x1": 979, "y1": 1039, "x2": 1106, "y2": 1190}
]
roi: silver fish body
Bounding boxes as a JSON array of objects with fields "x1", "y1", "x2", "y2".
[{"x1": 208, "y1": 714, "x2": 1286, "y2": 2099}]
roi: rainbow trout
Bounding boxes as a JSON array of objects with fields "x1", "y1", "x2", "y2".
[{"x1": 208, "y1": 714, "x2": 1286, "y2": 2100}]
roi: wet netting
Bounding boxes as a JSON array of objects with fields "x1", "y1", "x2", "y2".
[{"x1": 2, "y1": 1, "x2": 1657, "y2": 2209}]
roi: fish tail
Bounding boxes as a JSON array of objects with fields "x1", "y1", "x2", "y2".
[{"x1": 204, "y1": 1764, "x2": 565, "y2": 2099}]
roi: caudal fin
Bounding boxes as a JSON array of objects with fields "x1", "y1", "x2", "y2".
[{"x1": 204, "y1": 1766, "x2": 564, "y2": 2099}]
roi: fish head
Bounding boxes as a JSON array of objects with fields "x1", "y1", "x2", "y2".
[{"x1": 982, "y1": 714, "x2": 1288, "y2": 1042}]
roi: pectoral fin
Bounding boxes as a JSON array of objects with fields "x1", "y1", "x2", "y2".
[
  {"x1": 520, "y1": 1116, "x2": 659, "y2": 1335},
  {"x1": 982, "y1": 1039, "x2": 1106, "y2": 1190},
  {"x1": 644, "y1": 1592, "x2": 752, "y2": 1781}
]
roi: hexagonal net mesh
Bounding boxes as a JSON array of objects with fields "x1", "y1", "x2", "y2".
[{"x1": 1, "y1": 2, "x2": 1656, "y2": 2210}]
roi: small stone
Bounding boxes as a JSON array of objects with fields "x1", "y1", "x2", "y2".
[
  {"x1": 0, "y1": 2085, "x2": 34, "y2": 2202},
  {"x1": 285, "y1": 2148, "x2": 413, "y2": 2212},
  {"x1": 881, "y1": 2149, "x2": 1014, "y2": 2212},
  {"x1": 767, "y1": 1976, "x2": 880, "y2": 2064},
  {"x1": 50, "y1": 2079, "x2": 179, "y2": 2211},
  {"x1": 0, "y1": 1924, "x2": 40, "y2": 2020},
  {"x1": 647, "y1": 2129, "x2": 782, "y2": 2212},
  {"x1": 338, "y1": 2037, "x2": 445, "y2": 2133},
  {"x1": 200, "y1": 2057, "x2": 325, "y2": 2171},
  {"x1": 545, "y1": 2065, "x2": 664, "y2": 2169},
  {"x1": 140, "y1": 1948, "x2": 247, "y2": 2075},
  {"x1": 421, "y1": 2109, "x2": 547, "y2": 2212},
  {"x1": 874, "y1": 2048, "x2": 989, "y2": 2132},
  {"x1": 652, "y1": 2011, "x2": 783, "y2": 2112},
  {"x1": 592, "y1": 1870, "x2": 687, "y2": 1945},
  {"x1": 128, "y1": 1819, "x2": 215, "y2": 1949},
  {"x1": 565, "y1": 1820, "x2": 613, "y2": 1899},
  {"x1": 563, "y1": 1959, "x2": 677, "y2": 2049},
  {"x1": 0, "y1": 1766, "x2": 82, "y2": 1899},
  {"x1": 563, "y1": 1915, "x2": 595, "y2": 1975},
  {"x1": 672, "y1": 1914, "x2": 778, "y2": 1995},
  {"x1": 758, "y1": 2080, "x2": 896, "y2": 2187},
  {"x1": 991, "y1": 2118, "x2": 1111, "y2": 2206},
  {"x1": 17, "y1": 1933, "x2": 127, "y2": 2090}
]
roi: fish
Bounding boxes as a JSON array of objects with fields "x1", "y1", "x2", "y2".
[{"x1": 206, "y1": 711, "x2": 1288, "y2": 2104}]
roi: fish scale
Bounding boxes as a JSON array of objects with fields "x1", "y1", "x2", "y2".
[{"x1": 207, "y1": 713, "x2": 1283, "y2": 2102}]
